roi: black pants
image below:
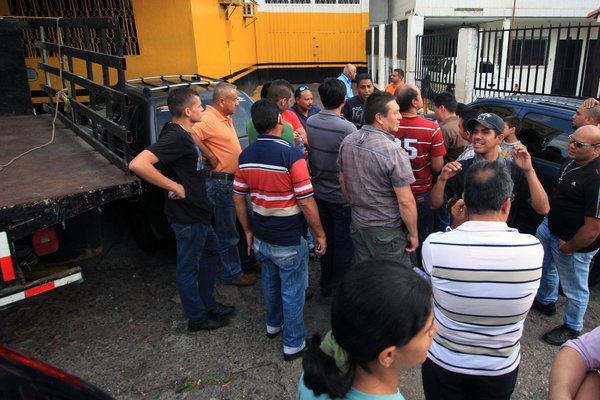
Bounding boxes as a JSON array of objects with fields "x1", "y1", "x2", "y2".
[{"x1": 421, "y1": 358, "x2": 519, "y2": 400}]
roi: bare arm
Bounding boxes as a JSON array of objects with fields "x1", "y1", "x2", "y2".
[
  {"x1": 297, "y1": 196, "x2": 327, "y2": 256},
  {"x1": 129, "y1": 150, "x2": 185, "y2": 198},
  {"x1": 394, "y1": 185, "x2": 418, "y2": 253},
  {"x1": 431, "y1": 155, "x2": 444, "y2": 173},
  {"x1": 429, "y1": 161, "x2": 462, "y2": 209},
  {"x1": 297, "y1": 126, "x2": 309, "y2": 149},
  {"x1": 512, "y1": 144, "x2": 550, "y2": 215},
  {"x1": 559, "y1": 217, "x2": 600, "y2": 254},
  {"x1": 233, "y1": 193, "x2": 253, "y2": 256},
  {"x1": 339, "y1": 171, "x2": 350, "y2": 203},
  {"x1": 548, "y1": 347, "x2": 587, "y2": 400}
]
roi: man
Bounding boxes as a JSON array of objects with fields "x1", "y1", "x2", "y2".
[
  {"x1": 573, "y1": 100, "x2": 600, "y2": 129},
  {"x1": 129, "y1": 88, "x2": 234, "y2": 332},
  {"x1": 192, "y1": 83, "x2": 256, "y2": 287},
  {"x1": 341, "y1": 73, "x2": 374, "y2": 129},
  {"x1": 500, "y1": 115, "x2": 521, "y2": 162},
  {"x1": 233, "y1": 99, "x2": 326, "y2": 361},
  {"x1": 531, "y1": 124, "x2": 600, "y2": 345},
  {"x1": 338, "y1": 91, "x2": 417, "y2": 265},
  {"x1": 394, "y1": 84, "x2": 446, "y2": 260},
  {"x1": 456, "y1": 106, "x2": 480, "y2": 161},
  {"x1": 422, "y1": 161, "x2": 543, "y2": 400},
  {"x1": 429, "y1": 112, "x2": 550, "y2": 227},
  {"x1": 337, "y1": 63, "x2": 356, "y2": 99},
  {"x1": 385, "y1": 68, "x2": 405, "y2": 94},
  {"x1": 306, "y1": 78, "x2": 356, "y2": 296},
  {"x1": 290, "y1": 85, "x2": 321, "y2": 129},
  {"x1": 434, "y1": 92, "x2": 469, "y2": 163}
]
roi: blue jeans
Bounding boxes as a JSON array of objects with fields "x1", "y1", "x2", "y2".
[
  {"x1": 536, "y1": 218, "x2": 598, "y2": 331},
  {"x1": 171, "y1": 221, "x2": 219, "y2": 322},
  {"x1": 253, "y1": 236, "x2": 307, "y2": 354},
  {"x1": 206, "y1": 177, "x2": 243, "y2": 284},
  {"x1": 316, "y1": 199, "x2": 354, "y2": 290}
]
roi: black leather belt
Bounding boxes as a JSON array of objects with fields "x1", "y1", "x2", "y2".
[{"x1": 204, "y1": 171, "x2": 235, "y2": 180}]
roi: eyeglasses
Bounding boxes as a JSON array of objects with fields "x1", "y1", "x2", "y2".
[{"x1": 568, "y1": 135, "x2": 600, "y2": 148}]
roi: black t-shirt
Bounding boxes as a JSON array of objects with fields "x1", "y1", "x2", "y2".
[
  {"x1": 146, "y1": 122, "x2": 212, "y2": 224},
  {"x1": 341, "y1": 96, "x2": 366, "y2": 129},
  {"x1": 548, "y1": 157, "x2": 600, "y2": 252}
]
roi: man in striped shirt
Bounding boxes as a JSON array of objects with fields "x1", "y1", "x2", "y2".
[
  {"x1": 233, "y1": 99, "x2": 326, "y2": 362},
  {"x1": 394, "y1": 84, "x2": 446, "y2": 264},
  {"x1": 421, "y1": 161, "x2": 543, "y2": 400}
]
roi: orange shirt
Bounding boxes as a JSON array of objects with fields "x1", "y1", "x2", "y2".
[
  {"x1": 385, "y1": 80, "x2": 405, "y2": 95},
  {"x1": 192, "y1": 106, "x2": 242, "y2": 173}
]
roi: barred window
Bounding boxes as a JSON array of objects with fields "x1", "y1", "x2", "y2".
[
  {"x1": 338, "y1": 0, "x2": 360, "y2": 3},
  {"x1": 8, "y1": 0, "x2": 140, "y2": 57},
  {"x1": 265, "y1": 0, "x2": 290, "y2": 3},
  {"x1": 315, "y1": 0, "x2": 337, "y2": 3},
  {"x1": 290, "y1": 0, "x2": 311, "y2": 3}
]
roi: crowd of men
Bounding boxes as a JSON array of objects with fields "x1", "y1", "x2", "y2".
[{"x1": 129, "y1": 65, "x2": 600, "y2": 397}]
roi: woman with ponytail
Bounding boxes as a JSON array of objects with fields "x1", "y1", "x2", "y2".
[{"x1": 299, "y1": 260, "x2": 437, "y2": 399}]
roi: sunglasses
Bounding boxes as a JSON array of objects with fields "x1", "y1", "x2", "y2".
[
  {"x1": 568, "y1": 135, "x2": 600, "y2": 148},
  {"x1": 295, "y1": 86, "x2": 309, "y2": 97}
]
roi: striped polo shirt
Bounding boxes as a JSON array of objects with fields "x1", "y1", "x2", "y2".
[
  {"x1": 422, "y1": 221, "x2": 543, "y2": 376},
  {"x1": 233, "y1": 134, "x2": 313, "y2": 246}
]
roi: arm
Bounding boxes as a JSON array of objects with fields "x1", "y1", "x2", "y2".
[
  {"x1": 394, "y1": 185, "x2": 418, "y2": 253},
  {"x1": 233, "y1": 193, "x2": 253, "y2": 256},
  {"x1": 429, "y1": 161, "x2": 462, "y2": 209},
  {"x1": 431, "y1": 155, "x2": 444, "y2": 173},
  {"x1": 339, "y1": 171, "x2": 350, "y2": 204},
  {"x1": 129, "y1": 150, "x2": 185, "y2": 198},
  {"x1": 512, "y1": 144, "x2": 550, "y2": 215},
  {"x1": 548, "y1": 347, "x2": 587, "y2": 400},
  {"x1": 196, "y1": 140, "x2": 218, "y2": 170},
  {"x1": 559, "y1": 217, "x2": 600, "y2": 254},
  {"x1": 296, "y1": 126, "x2": 309, "y2": 149},
  {"x1": 297, "y1": 197, "x2": 327, "y2": 256}
]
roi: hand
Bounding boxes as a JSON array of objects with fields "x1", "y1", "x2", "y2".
[
  {"x1": 439, "y1": 161, "x2": 462, "y2": 181},
  {"x1": 450, "y1": 198, "x2": 468, "y2": 228},
  {"x1": 558, "y1": 238, "x2": 572, "y2": 255},
  {"x1": 245, "y1": 232, "x2": 254, "y2": 256},
  {"x1": 583, "y1": 98, "x2": 599, "y2": 108},
  {"x1": 169, "y1": 183, "x2": 186, "y2": 199},
  {"x1": 511, "y1": 144, "x2": 533, "y2": 172},
  {"x1": 294, "y1": 131, "x2": 303, "y2": 147},
  {"x1": 405, "y1": 232, "x2": 418, "y2": 253},
  {"x1": 314, "y1": 236, "x2": 327, "y2": 257}
]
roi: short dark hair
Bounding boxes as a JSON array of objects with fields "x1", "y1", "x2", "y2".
[
  {"x1": 396, "y1": 86, "x2": 419, "y2": 112},
  {"x1": 318, "y1": 78, "x2": 346, "y2": 109},
  {"x1": 503, "y1": 115, "x2": 521, "y2": 132},
  {"x1": 355, "y1": 73, "x2": 373, "y2": 86},
  {"x1": 457, "y1": 108, "x2": 480, "y2": 131},
  {"x1": 464, "y1": 161, "x2": 514, "y2": 215},
  {"x1": 363, "y1": 92, "x2": 396, "y2": 125},
  {"x1": 251, "y1": 99, "x2": 280, "y2": 134},
  {"x1": 303, "y1": 260, "x2": 432, "y2": 398},
  {"x1": 260, "y1": 82, "x2": 272, "y2": 99},
  {"x1": 433, "y1": 92, "x2": 458, "y2": 113},
  {"x1": 167, "y1": 87, "x2": 200, "y2": 118},
  {"x1": 267, "y1": 80, "x2": 293, "y2": 103},
  {"x1": 394, "y1": 68, "x2": 404, "y2": 78}
]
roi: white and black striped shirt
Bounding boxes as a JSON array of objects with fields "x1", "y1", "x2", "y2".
[{"x1": 423, "y1": 221, "x2": 543, "y2": 376}]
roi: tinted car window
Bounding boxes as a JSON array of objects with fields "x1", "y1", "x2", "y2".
[
  {"x1": 473, "y1": 104, "x2": 516, "y2": 117},
  {"x1": 521, "y1": 112, "x2": 572, "y2": 163}
]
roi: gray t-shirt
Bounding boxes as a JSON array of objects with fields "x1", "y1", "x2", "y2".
[
  {"x1": 338, "y1": 125, "x2": 415, "y2": 228},
  {"x1": 307, "y1": 110, "x2": 357, "y2": 204}
]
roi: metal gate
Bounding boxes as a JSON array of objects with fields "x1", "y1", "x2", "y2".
[{"x1": 415, "y1": 31, "x2": 458, "y2": 100}]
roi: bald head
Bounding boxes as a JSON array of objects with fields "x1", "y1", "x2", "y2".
[
  {"x1": 395, "y1": 84, "x2": 422, "y2": 113},
  {"x1": 343, "y1": 63, "x2": 357, "y2": 80},
  {"x1": 575, "y1": 124, "x2": 600, "y2": 143}
]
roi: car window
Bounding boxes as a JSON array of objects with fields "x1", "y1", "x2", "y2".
[
  {"x1": 472, "y1": 104, "x2": 516, "y2": 117},
  {"x1": 520, "y1": 112, "x2": 572, "y2": 163}
]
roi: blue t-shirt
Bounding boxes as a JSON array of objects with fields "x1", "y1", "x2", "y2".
[{"x1": 298, "y1": 375, "x2": 406, "y2": 400}]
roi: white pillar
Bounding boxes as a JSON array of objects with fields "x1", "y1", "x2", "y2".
[
  {"x1": 392, "y1": 20, "x2": 398, "y2": 70},
  {"x1": 500, "y1": 18, "x2": 511, "y2": 79},
  {"x1": 378, "y1": 23, "x2": 386, "y2": 90},
  {"x1": 455, "y1": 27, "x2": 478, "y2": 104},
  {"x1": 369, "y1": 26, "x2": 376, "y2": 76},
  {"x1": 405, "y1": 14, "x2": 424, "y2": 85}
]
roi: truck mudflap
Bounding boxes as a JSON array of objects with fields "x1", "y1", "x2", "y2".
[{"x1": 0, "y1": 232, "x2": 84, "y2": 308}]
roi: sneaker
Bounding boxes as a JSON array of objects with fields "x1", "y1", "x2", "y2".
[
  {"x1": 188, "y1": 316, "x2": 229, "y2": 332},
  {"x1": 266, "y1": 327, "x2": 282, "y2": 339},
  {"x1": 208, "y1": 301, "x2": 235, "y2": 318},
  {"x1": 283, "y1": 348, "x2": 306, "y2": 362},
  {"x1": 531, "y1": 298, "x2": 556, "y2": 316},
  {"x1": 543, "y1": 324, "x2": 580, "y2": 346},
  {"x1": 231, "y1": 274, "x2": 257, "y2": 287}
]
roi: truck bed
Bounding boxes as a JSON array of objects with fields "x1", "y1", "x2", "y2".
[{"x1": 0, "y1": 115, "x2": 142, "y2": 239}]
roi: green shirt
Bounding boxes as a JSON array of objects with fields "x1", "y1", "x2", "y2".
[{"x1": 246, "y1": 120, "x2": 295, "y2": 145}]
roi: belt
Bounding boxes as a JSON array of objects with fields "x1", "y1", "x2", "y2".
[{"x1": 204, "y1": 170, "x2": 235, "y2": 180}]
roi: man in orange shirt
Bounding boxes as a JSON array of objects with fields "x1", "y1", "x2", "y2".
[
  {"x1": 193, "y1": 83, "x2": 257, "y2": 287},
  {"x1": 385, "y1": 68, "x2": 405, "y2": 95}
]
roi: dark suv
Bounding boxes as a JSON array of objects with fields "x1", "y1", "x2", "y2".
[
  {"x1": 468, "y1": 95, "x2": 599, "y2": 285},
  {"x1": 122, "y1": 75, "x2": 254, "y2": 250}
]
